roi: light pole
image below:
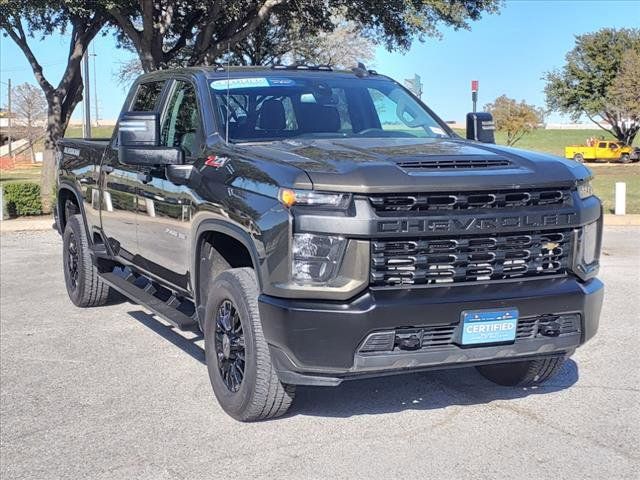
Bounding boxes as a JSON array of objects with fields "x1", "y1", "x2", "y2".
[
  {"x1": 82, "y1": 52, "x2": 92, "y2": 138},
  {"x1": 7, "y1": 78, "x2": 12, "y2": 159}
]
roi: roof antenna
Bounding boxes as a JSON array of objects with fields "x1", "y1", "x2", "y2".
[
  {"x1": 352, "y1": 61, "x2": 369, "y2": 78},
  {"x1": 225, "y1": 42, "x2": 231, "y2": 144}
]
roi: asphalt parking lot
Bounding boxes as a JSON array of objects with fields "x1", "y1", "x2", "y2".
[{"x1": 1, "y1": 227, "x2": 639, "y2": 480}]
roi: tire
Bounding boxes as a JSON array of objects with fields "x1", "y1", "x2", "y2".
[
  {"x1": 62, "y1": 214, "x2": 111, "y2": 307},
  {"x1": 620, "y1": 153, "x2": 631, "y2": 164},
  {"x1": 573, "y1": 153, "x2": 584, "y2": 163},
  {"x1": 64, "y1": 200, "x2": 79, "y2": 226},
  {"x1": 204, "y1": 267, "x2": 295, "y2": 421},
  {"x1": 476, "y1": 356, "x2": 566, "y2": 387}
]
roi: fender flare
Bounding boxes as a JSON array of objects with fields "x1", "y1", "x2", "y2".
[
  {"x1": 57, "y1": 181, "x2": 94, "y2": 245},
  {"x1": 191, "y1": 218, "x2": 263, "y2": 309}
]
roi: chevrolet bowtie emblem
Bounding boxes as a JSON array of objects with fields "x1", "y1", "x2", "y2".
[{"x1": 543, "y1": 241, "x2": 560, "y2": 251}]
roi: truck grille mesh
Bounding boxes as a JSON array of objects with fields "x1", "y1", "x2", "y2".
[
  {"x1": 369, "y1": 188, "x2": 571, "y2": 213},
  {"x1": 371, "y1": 230, "x2": 572, "y2": 287}
]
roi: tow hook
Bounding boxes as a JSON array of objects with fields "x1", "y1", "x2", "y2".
[
  {"x1": 397, "y1": 334, "x2": 421, "y2": 350},
  {"x1": 540, "y1": 321, "x2": 561, "y2": 337}
]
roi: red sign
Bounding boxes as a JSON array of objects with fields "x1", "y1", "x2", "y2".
[{"x1": 471, "y1": 80, "x2": 479, "y2": 92}]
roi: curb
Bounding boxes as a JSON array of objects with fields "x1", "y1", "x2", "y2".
[{"x1": 603, "y1": 214, "x2": 640, "y2": 226}]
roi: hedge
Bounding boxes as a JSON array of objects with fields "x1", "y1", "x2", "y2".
[{"x1": 3, "y1": 182, "x2": 43, "y2": 217}]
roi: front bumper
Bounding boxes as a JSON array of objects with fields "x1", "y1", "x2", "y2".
[{"x1": 258, "y1": 277, "x2": 604, "y2": 386}]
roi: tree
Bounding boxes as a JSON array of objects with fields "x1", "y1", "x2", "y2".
[
  {"x1": 485, "y1": 95, "x2": 544, "y2": 146},
  {"x1": 107, "y1": 0, "x2": 500, "y2": 72},
  {"x1": 608, "y1": 49, "x2": 640, "y2": 135},
  {"x1": 117, "y1": 16, "x2": 375, "y2": 82},
  {"x1": 545, "y1": 28, "x2": 640, "y2": 145},
  {"x1": 0, "y1": 2, "x2": 107, "y2": 211},
  {"x1": 11, "y1": 83, "x2": 47, "y2": 163}
]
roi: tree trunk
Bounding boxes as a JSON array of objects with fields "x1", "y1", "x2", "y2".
[{"x1": 40, "y1": 98, "x2": 64, "y2": 214}]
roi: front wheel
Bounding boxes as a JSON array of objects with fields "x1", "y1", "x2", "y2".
[
  {"x1": 620, "y1": 153, "x2": 631, "y2": 164},
  {"x1": 204, "y1": 268, "x2": 295, "y2": 421},
  {"x1": 476, "y1": 356, "x2": 566, "y2": 387}
]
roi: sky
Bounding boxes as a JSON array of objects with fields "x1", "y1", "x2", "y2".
[{"x1": 1, "y1": 0, "x2": 639, "y2": 124}]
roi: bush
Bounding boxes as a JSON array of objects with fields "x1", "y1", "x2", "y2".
[{"x1": 3, "y1": 182, "x2": 43, "y2": 217}]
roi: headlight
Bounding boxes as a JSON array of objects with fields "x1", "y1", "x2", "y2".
[
  {"x1": 279, "y1": 188, "x2": 351, "y2": 209},
  {"x1": 292, "y1": 233, "x2": 347, "y2": 284},
  {"x1": 577, "y1": 180, "x2": 594, "y2": 199},
  {"x1": 573, "y1": 220, "x2": 601, "y2": 280}
]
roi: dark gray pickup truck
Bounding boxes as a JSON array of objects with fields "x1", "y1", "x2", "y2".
[{"x1": 56, "y1": 65, "x2": 604, "y2": 421}]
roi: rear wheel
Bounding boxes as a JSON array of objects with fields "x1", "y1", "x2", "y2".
[
  {"x1": 204, "y1": 268, "x2": 295, "y2": 421},
  {"x1": 62, "y1": 215, "x2": 111, "y2": 307},
  {"x1": 573, "y1": 153, "x2": 584, "y2": 163},
  {"x1": 476, "y1": 356, "x2": 566, "y2": 387}
]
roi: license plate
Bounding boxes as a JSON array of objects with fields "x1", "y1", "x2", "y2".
[{"x1": 461, "y1": 308, "x2": 518, "y2": 345}]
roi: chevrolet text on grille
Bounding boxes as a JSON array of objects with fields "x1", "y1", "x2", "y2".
[{"x1": 377, "y1": 213, "x2": 578, "y2": 234}]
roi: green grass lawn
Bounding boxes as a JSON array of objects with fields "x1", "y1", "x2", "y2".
[
  {"x1": 0, "y1": 168, "x2": 42, "y2": 185},
  {"x1": 64, "y1": 125, "x2": 115, "y2": 139},
  {"x1": 453, "y1": 128, "x2": 639, "y2": 157},
  {"x1": 590, "y1": 164, "x2": 640, "y2": 214}
]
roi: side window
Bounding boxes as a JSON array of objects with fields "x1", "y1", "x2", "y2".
[
  {"x1": 160, "y1": 81, "x2": 201, "y2": 157},
  {"x1": 130, "y1": 81, "x2": 164, "y2": 111},
  {"x1": 598, "y1": 142, "x2": 607, "y2": 148}
]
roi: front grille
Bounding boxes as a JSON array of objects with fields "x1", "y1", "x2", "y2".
[
  {"x1": 369, "y1": 188, "x2": 571, "y2": 213},
  {"x1": 371, "y1": 230, "x2": 572, "y2": 287},
  {"x1": 396, "y1": 155, "x2": 511, "y2": 170},
  {"x1": 357, "y1": 314, "x2": 580, "y2": 353}
]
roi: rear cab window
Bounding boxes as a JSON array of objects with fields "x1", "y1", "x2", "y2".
[{"x1": 130, "y1": 81, "x2": 165, "y2": 112}]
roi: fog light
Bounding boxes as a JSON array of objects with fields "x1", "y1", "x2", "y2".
[{"x1": 292, "y1": 233, "x2": 347, "y2": 284}]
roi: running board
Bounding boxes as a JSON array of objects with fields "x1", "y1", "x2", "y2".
[{"x1": 100, "y1": 272, "x2": 198, "y2": 330}]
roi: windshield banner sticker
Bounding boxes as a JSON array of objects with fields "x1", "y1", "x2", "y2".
[{"x1": 211, "y1": 77, "x2": 295, "y2": 90}]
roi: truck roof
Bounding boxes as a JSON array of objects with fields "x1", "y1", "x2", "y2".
[{"x1": 136, "y1": 65, "x2": 391, "y2": 82}]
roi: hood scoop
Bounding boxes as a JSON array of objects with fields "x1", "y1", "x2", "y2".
[{"x1": 396, "y1": 154, "x2": 511, "y2": 171}]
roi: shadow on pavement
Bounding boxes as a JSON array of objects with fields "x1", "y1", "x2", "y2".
[{"x1": 127, "y1": 309, "x2": 579, "y2": 419}]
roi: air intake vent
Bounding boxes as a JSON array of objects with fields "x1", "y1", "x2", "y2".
[
  {"x1": 369, "y1": 188, "x2": 571, "y2": 213},
  {"x1": 396, "y1": 155, "x2": 511, "y2": 171}
]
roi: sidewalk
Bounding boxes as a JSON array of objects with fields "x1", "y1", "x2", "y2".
[
  {"x1": 0, "y1": 215, "x2": 56, "y2": 233},
  {"x1": 1, "y1": 214, "x2": 639, "y2": 234}
]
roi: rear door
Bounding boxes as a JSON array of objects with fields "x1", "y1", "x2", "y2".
[
  {"x1": 135, "y1": 79, "x2": 203, "y2": 291},
  {"x1": 99, "y1": 80, "x2": 166, "y2": 261}
]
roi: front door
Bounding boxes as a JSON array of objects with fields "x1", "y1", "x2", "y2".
[
  {"x1": 99, "y1": 79, "x2": 166, "y2": 262},
  {"x1": 135, "y1": 79, "x2": 203, "y2": 292}
]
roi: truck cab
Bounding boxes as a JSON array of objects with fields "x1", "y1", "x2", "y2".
[{"x1": 56, "y1": 66, "x2": 604, "y2": 421}]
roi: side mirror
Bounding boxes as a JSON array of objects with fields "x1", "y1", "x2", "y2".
[
  {"x1": 117, "y1": 112, "x2": 184, "y2": 166},
  {"x1": 118, "y1": 112, "x2": 159, "y2": 146},
  {"x1": 466, "y1": 112, "x2": 496, "y2": 144}
]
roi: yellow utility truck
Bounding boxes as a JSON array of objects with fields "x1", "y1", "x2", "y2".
[{"x1": 565, "y1": 141, "x2": 634, "y2": 163}]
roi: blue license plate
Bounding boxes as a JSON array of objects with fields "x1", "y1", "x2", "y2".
[{"x1": 461, "y1": 309, "x2": 518, "y2": 345}]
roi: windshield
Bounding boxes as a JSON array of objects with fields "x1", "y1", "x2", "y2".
[{"x1": 210, "y1": 75, "x2": 449, "y2": 143}]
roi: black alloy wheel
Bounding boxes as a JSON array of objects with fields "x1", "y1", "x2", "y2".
[
  {"x1": 214, "y1": 299, "x2": 246, "y2": 392},
  {"x1": 66, "y1": 230, "x2": 80, "y2": 291}
]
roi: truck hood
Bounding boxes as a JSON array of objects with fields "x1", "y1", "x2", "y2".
[{"x1": 240, "y1": 137, "x2": 591, "y2": 193}]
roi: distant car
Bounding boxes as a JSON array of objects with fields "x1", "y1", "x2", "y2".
[{"x1": 565, "y1": 141, "x2": 635, "y2": 163}]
